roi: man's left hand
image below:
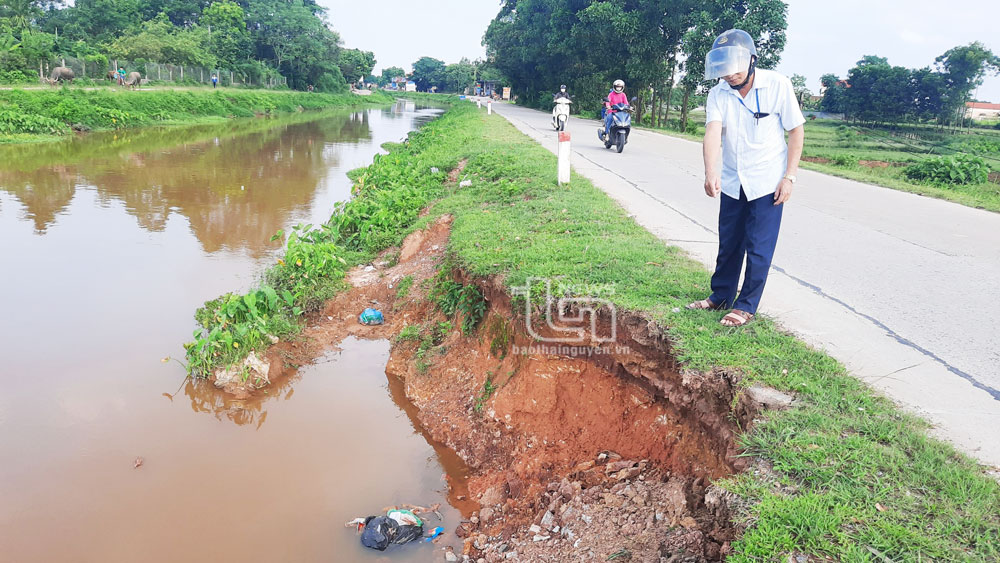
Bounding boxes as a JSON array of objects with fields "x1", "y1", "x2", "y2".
[{"x1": 774, "y1": 178, "x2": 794, "y2": 206}]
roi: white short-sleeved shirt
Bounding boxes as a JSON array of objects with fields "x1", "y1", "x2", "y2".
[{"x1": 705, "y1": 69, "x2": 805, "y2": 201}]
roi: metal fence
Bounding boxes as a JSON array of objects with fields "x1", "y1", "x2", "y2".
[{"x1": 40, "y1": 56, "x2": 288, "y2": 88}]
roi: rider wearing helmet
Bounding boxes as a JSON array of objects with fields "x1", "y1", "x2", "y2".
[
  {"x1": 602, "y1": 79, "x2": 629, "y2": 135},
  {"x1": 605, "y1": 79, "x2": 627, "y2": 111},
  {"x1": 686, "y1": 29, "x2": 805, "y2": 327},
  {"x1": 553, "y1": 84, "x2": 571, "y2": 101}
]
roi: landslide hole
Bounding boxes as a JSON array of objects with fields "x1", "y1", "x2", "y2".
[{"x1": 387, "y1": 268, "x2": 756, "y2": 560}]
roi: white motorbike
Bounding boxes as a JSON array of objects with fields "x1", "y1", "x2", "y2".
[{"x1": 552, "y1": 97, "x2": 571, "y2": 131}]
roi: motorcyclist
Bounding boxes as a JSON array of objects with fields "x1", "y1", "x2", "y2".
[
  {"x1": 602, "y1": 79, "x2": 629, "y2": 137},
  {"x1": 552, "y1": 84, "x2": 572, "y2": 129}
]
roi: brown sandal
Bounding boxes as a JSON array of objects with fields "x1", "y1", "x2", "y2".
[
  {"x1": 720, "y1": 310, "x2": 754, "y2": 327},
  {"x1": 686, "y1": 298, "x2": 719, "y2": 310}
]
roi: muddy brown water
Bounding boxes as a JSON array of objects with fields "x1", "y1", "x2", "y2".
[{"x1": 0, "y1": 101, "x2": 471, "y2": 561}]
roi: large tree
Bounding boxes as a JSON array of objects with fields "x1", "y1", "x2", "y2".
[
  {"x1": 245, "y1": 0, "x2": 342, "y2": 89},
  {"x1": 819, "y1": 73, "x2": 847, "y2": 114},
  {"x1": 108, "y1": 12, "x2": 214, "y2": 67},
  {"x1": 483, "y1": 0, "x2": 788, "y2": 129},
  {"x1": 378, "y1": 65, "x2": 405, "y2": 86},
  {"x1": 443, "y1": 57, "x2": 475, "y2": 92},
  {"x1": 843, "y1": 55, "x2": 912, "y2": 124},
  {"x1": 934, "y1": 42, "x2": 1000, "y2": 125},
  {"x1": 201, "y1": 0, "x2": 249, "y2": 67},
  {"x1": 410, "y1": 55, "x2": 444, "y2": 91},
  {"x1": 337, "y1": 48, "x2": 375, "y2": 83}
]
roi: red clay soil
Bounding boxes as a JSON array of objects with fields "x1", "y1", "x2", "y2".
[
  {"x1": 211, "y1": 212, "x2": 767, "y2": 561},
  {"x1": 801, "y1": 156, "x2": 832, "y2": 164}
]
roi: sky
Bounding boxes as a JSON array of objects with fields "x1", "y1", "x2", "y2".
[{"x1": 321, "y1": 0, "x2": 1000, "y2": 103}]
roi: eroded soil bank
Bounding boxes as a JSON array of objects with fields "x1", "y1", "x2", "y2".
[{"x1": 217, "y1": 212, "x2": 771, "y2": 562}]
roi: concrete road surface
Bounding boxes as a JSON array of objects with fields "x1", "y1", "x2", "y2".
[{"x1": 490, "y1": 100, "x2": 1000, "y2": 468}]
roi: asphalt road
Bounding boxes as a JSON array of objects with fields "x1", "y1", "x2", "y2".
[{"x1": 489, "y1": 100, "x2": 1000, "y2": 467}]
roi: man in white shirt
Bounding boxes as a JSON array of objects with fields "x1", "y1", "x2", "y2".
[{"x1": 687, "y1": 29, "x2": 805, "y2": 327}]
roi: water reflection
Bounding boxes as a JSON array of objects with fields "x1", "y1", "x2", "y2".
[
  {"x1": 0, "y1": 110, "x2": 374, "y2": 256},
  {"x1": 175, "y1": 370, "x2": 301, "y2": 429}
]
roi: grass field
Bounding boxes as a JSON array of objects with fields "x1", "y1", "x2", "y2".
[{"x1": 645, "y1": 112, "x2": 1000, "y2": 212}]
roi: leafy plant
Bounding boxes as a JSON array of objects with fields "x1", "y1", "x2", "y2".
[
  {"x1": 433, "y1": 277, "x2": 487, "y2": 334},
  {"x1": 831, "y1": 153, "x2": 858, "y2": 166},
  {"x1": 0, "y1": 108, "x2": 69, "y2": 135},
  {"x1": 184, "y1": 286, "x2": 293, "y2": 377},
  {"x1": 433, "y1": 320, "x2": 452, "y2": 344},
  {"x1": 905, "y1": 153, "x2": 989, "y2": 185}
]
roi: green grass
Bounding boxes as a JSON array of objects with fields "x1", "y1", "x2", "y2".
[
  {"x1": 396, "y1": 324, "x2": 420, "y2": 342},
  {"x1": 798, "y1": 120, "x2": 1000, "y2": 212},
  {"x1": 399, "y1": 104, "x2": 999, "y2": 560},
  {"x1": 0, "y1": 87, "x2": 394, "y2": 142},
  {"x1": 646, "y1": 115, "x2": 1000, "y2": 212},
  {"x1": 395, "y1": 275, "x2": 414, "y2": 299}
]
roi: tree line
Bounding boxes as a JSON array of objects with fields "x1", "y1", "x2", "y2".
[
  {"x1": 482, "y1": 1, "x2": 1000, "y2": 133},
  {"x1": 0, "y1": 0, "x2": 377, "y2": 91},
  {"x1": 482, "y1": 0, "x2": 789, "y2": 131},
  {"x1": 819, "y1": 44, "x2": 999, "y2": 127}
]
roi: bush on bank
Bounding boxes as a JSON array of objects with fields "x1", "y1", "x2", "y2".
[{"x1": 0, "y1": 88, "x2": 393, "y2": 137}]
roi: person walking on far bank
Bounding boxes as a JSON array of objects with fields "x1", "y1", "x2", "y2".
[
  {"x1": 212, "y1": 74, "x2": 218, "y2": 88},
  {"x1": 686, "y1": 29, "x2": 805, "y2": 327}
]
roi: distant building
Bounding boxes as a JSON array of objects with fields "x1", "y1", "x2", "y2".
[
  {"x1": 405, "y1": 81, "x2": 416, "y2": 92},
  {"x1": 818, "y1": 80, "x2": 850, "y2": 96},
  {"x1": 389, "y1": 76, "x2": 407, "y2": 90},
  {"x1": 965, "y1": 102, "x2": 1000, "y2": 120},
  {"x1": 476, "y1": 80, "x2": 500, "y2": 97}
]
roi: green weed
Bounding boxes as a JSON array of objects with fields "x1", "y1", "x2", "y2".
[
  {"x1": 474, "y1": 373, "x2": 497, "y2": 413},
  {"x1": 397, "y1": 324, "x2": 420, "y2": 342},
  {"x1": 905, "y1": 153, "x2": 990, "y2": 185},
  {"x1": 432, "y1": 276, "x2": 487, "y2": 334},
  {"x1": 395, "y1": 275, "x2": 414, "y2": 299}
]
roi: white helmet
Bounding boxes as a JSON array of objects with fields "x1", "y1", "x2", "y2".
[
  {"x1": 704, "y1": 29, "x2": 758, "y2": 80},
  {"x1": 613, "y1": 79, "x2": 625, "y2": 92}
]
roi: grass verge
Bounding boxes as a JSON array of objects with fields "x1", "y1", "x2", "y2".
[
  {"x1": 0, "y1": 87, "x2": 394, "y2": 142},
  {"x1": 187, "y1": 100, "x2": 1000, "y2": 559}
]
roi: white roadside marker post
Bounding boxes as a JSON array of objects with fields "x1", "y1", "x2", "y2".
[
  {"x1": 558, "y1": 131, "x2": 571, "y2": 185},
  {"x1": 487, "y1": 99, "x2": 493, "y2": 115}
]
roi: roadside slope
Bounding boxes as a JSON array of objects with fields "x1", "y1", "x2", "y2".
[
  {"x1": 493, "y1": 101, "x2": 1000, "y2": 469},
  {"x1": 188, "y1": 102, "x2": 1000, "y2": 561}
]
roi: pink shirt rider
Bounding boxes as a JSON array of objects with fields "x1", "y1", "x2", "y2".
[{"x1": 605, "y1": 91, "x2": 629, "y2": 110}]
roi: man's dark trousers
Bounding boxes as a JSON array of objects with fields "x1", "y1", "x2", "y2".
[{"x1": 708, "y1": 186, "x2": 783, "y2": 315}]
